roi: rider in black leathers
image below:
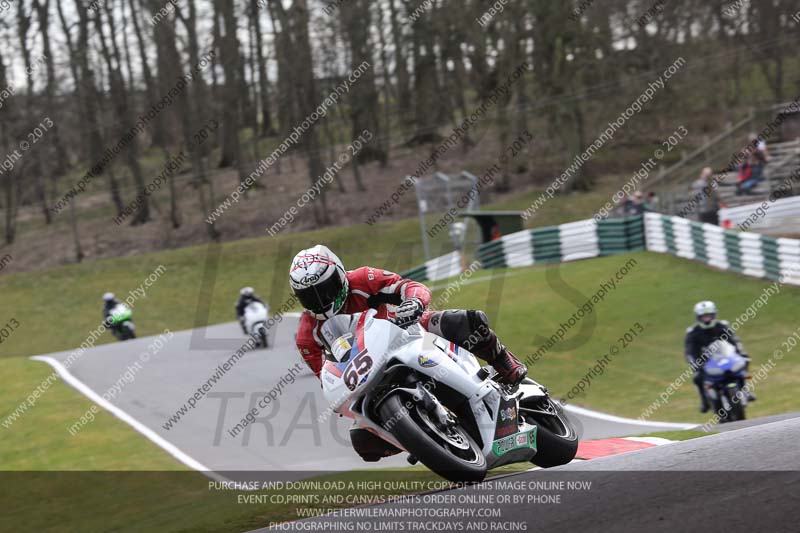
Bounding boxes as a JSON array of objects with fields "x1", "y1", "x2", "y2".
[
  {"x1": 102, "y1": 292, "x2": 124, "y2": 337},
  {"x1": 684, "y1": 300, "x2": 753, "y2": 413}
]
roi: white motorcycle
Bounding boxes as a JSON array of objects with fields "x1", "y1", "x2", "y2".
[
  {"x1": 320, "y1": 309, "x2": 579, "y2": 482},
  {"x1": 243, "y1": 301, "x2": 269, "y2": 348}
]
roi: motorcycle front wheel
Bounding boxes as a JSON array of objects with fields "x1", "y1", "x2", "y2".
[
  {"x1": 722, "y1": 385, "x2": 745, "y2": 422},
  {"x1": 258, "y1": 326, "x2": 268, "y2": 348},
  {"x1": 519, "y1": 394, "x2": 579, "y2": 468},
  {"x1": 379, "y1": 392, "x2": 486, "y2": 483}
]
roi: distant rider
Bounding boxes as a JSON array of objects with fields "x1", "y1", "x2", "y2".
[
  {"x1": 235, "y1": 287, "x2": 265, "y2": 334},
  {"x1": 289, "y1": 244, "x2": 528, "y2": 461},
  {"x1": 684, "y1": 301, "x2": 753, "y2": 413},
  {"x1": 102, "y1": 292, "x2": 122, "y2": 336}
]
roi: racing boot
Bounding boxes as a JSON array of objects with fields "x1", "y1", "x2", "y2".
[
  {"x1": 699, "y1": 396, "x2": 710, "y2": 413},
  {"x1": 694, "y1": 374, "x2": 710, "y2": 413},
  {"x1": 425, "y1": 309, "x2": 528, "y2": 386},
  {"x1": 491, "y1": 347, "x2": 528, "y2": 387},
  {"x1": 697, "y1": 386, "x2": 710, "y2": 413}
]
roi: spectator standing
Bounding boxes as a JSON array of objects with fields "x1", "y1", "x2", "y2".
[
  {"x1": 647, "y1": 191, "x2": 659, "y2": 211},
  {"x1": 750, "y1": 133, "x2": 769, "y2": 161},
  {"x1": 691, "y1": 167, "x2": 720, "y2": 224},
  {"x1": 624, "y1": 191, "x2": 649, "y2": 216}
]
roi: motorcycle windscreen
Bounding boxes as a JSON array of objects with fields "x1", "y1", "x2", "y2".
[
  {"x1": 703, "y1": 340, "x2": 746, "y2": 376},
  {"x1": 702, "y1": 340, "x2": 736, "y2": 362},
  {"x1": 346, "y1": 317, "x2": 408, "y2": 392},
  {"x1": 321, "y1": 314, "x2": 362, "y2": 362}
]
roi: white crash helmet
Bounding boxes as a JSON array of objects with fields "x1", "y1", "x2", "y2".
[
  {"x1": 240, "y1": 287, "x2": 254, "y2": 296},
  {"x1": 289, "y1": 244, "x2": 348, "y2": 320},
  {"x1": 693, "y1": 300, "x2": 718, "y2": 329},
  {"x1": 103, "y1": 292, "x2": 115, "y2": 302}
]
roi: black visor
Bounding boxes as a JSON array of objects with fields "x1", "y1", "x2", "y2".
[
  {"x1": 294, "y1": 272, "x2": 345, "y2": 316},
  {"x1": 698, "y1": 313, "x2": 716, "y2": 324}
]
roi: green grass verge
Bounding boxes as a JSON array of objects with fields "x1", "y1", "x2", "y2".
[{"x1": 0, "y1": 357, "x2": 184, "y2": 471}]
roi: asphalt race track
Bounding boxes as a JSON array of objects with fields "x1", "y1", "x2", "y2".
[
  {"x1": 261, "y1": 417, "x2": 800, "y2": 533},
  {"x1": 33, "y1": 318, "x2": 692, "y2": 473}
]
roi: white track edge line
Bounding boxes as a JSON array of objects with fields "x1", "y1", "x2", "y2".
[
  {"x1": 30, "y1": 355, "x2": 231, "y2": 483},
  {"x1": 563, "y1": 404, "x2": 696, "y2": 429}
]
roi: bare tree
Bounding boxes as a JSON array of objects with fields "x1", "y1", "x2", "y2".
[
  {"x1": 33, "y1": 0, "x2": 70, "y2": 171},
  {"x1": 407, "y1": 0, "x2": 444, "y2": 145},
  {"x1": 215, "y1": 0, "x2": 245, "y2": 180},
  {"x1": 16, "y1": 0, "x2": 51, "y2": 224},
  {"x1": 388, "y1": 0, "x2": 412, "y2": 129},
  {"x1": 268, "y1": 0, "x2": 329, "y2": 225},
  {"x1": 0, "y1": 48, "x2": 21, "y2": 244},
  {"x1": 72, "y1": 0, "x2": 126, "y2": 215},
  {"x1": 176, "y1": 0, "x2": 221, "y2": 240},
  {"x1": 340, "y1": 0, "x2": 386, "y2": 166},
  {"x1": 249, "y1": 0, "x2": 276, "y2": 137},
  {"x1": 130, "y1": 0, "x2": 166, "y2": 148}
]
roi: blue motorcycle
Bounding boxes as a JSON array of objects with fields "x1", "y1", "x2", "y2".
[{"x1": 702, "y1": 340, "x2": 749, "y2": 422}]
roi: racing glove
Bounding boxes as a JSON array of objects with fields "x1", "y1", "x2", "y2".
[{"x1": 393, "y1": 298, "x2": 425, "y2": 329}]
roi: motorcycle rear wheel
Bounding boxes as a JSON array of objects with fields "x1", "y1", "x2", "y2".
[{"x1": 379, "y1": 393, "x2": 486, "y2": 482}]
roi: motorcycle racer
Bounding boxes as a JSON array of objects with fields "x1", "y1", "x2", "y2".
[
  {"x1": 102, "y1": 292, "x2": 135, "y2": 340},
  {"x1": 235, "y1": 287, "x2": 265, "y2": 335},
  {"x1": 290, "y1": 245, "x2": 528, "y2": 462},
  {"x1": 102, "y1": 292, "x2": 122, "y2": 334},
  {"x1": 684, "y1": 300, "x2": 754, "y2": 413},
  {"x1": 290, "y1": 245, "x2": 527, "y2": 387},
  {"x1": 102, "y1": 292, "x2": 119, "y2": 318}
]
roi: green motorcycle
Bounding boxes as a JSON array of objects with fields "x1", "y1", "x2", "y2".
[{"x1": 108, "y1": 304, "x2": 136, "y2": 341}]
